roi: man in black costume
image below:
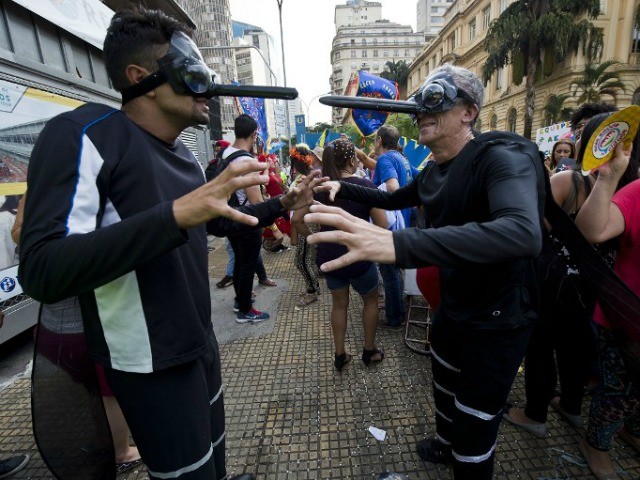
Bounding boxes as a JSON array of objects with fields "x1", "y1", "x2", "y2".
[
  {"x1": 306, "y1": 64, "x2": 545, "y2": 479},
  {"x1": 19, "y1": 8, "x2": 316, "y2": 480}
]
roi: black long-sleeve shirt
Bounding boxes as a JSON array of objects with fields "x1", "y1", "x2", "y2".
[
  {"x1": 338, "y1": 131, "x2": 546, "y2": 329},
  {"x1": 20, "y1": 103, "x2": 286, "y2": 372}
]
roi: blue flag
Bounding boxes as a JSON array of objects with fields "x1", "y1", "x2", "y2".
[
  {"x1": 237, "y1": 95, "x2": 269, "y2": 148},
  {"x1": 352, "y1": 71, "x2": 398, "y2": 137}
]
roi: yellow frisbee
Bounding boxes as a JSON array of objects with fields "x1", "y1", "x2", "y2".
[{"x1": 582, "y1": 105, "x2": 640, "y2": 175}]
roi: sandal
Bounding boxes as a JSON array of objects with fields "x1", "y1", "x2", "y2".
[
  {"x1": 334, "y1": 352, "x2": 352, "y2": 371},
  {"x1": 116, "y1": 458, "x2": 144, "y2": 474},
  {"x1": 259, "y1": 279, "x2": 277, "y2": 287},
  {"x1": 362, "y1": 347, "x2": 385, "y2": 366}
]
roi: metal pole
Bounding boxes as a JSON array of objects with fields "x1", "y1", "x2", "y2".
[{"x1": 276, "y1": 0, "x2": 292, "y2": 155}]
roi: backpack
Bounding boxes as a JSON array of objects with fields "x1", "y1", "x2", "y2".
[{"x1": 204, "y1": 148, "x2": 252, "y2": 207}]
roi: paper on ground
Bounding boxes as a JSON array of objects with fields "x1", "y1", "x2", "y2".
[{"x1": 368, "y1": 425, "x2": 387, "y2": 441}]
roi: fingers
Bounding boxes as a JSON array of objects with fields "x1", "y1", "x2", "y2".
[
  {"x1": 225, "y1": 174, "x2": 269, "y2": 194},
  {"x1": 317, "y1": 252, "x2": 361, "y2": 273},
  {"x1": 216, "y1": 159, "x2": 268, "y2": 184},
  {"x1": 221, "y1": 207, "x2": 260, "y2": 227}
]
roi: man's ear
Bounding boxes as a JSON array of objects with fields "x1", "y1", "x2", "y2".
[
  {"x1": 124, "y1": 65, "x2": 150, "y2": 87},
  {"x1": 463, "y1": 103, "x2": 479, "y2": 126}
]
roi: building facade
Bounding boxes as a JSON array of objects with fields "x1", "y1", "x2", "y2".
[
  {"x1": 416, "y1": 0, "x2": 455, "y2": 35},
  {"x1": 407, "y1": 0, "x2": 640, "y2": 138},
  {"x1": 177, "y1": 0, "x2": 237, "y2": 130},
  {"x1": 330, "y1": 1, "x2": 425, "y2": 124}
]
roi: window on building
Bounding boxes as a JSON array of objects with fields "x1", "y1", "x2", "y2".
[
  {"x1": 499, "y1": 0, "x2": 508, "y2": 13},
  {"x1": 469, "y1": 18, "x2": 476, "y2": 42},
  {"x1": 405, "y1": 49, "x2": 410, "y2": 56},
  {"x1": 335, "y1": 51, "x2": 340, "y2": 60},
  {"x1": 362, "y1": 49, "x2": 367, "y2": 57},
  {"x1": 633, "y1": 27, "x2": 640, "y2": 53},
  {"x1": 495, "y1": 68, "x2": 503, "y2": 90},
  {"x1": 475, "y1": 117, "x2": 483, "y2": 131},
  {"x1": 384, "y1": 50, "x2": 388, "y2": 56},
  {"x1": 507, "y1": 108, "x2": 517, "y2": 132},
  {"x1": 362, "y1": 38, "x2": 367, "y2": 45},
  {"x1": 632, "y1": 87, "x2": 640, "y2": 105},
  {"x1": 490, "y1": 114, "x2": 497, "y2": 130},
  {"x1": 394, "y1": 49, "x2": 399, "y2": 56},
  {"x1": 373, "y1": 49, "x2": 379, "y2": 57},
  {"x1": 483, "y1": 6, "x2": 491, "y2": 29},
  {"x1": 373, "y1": 38, "x2": 378, "y2": 44},
  {"x1": 448, "y1": 33, "x2": 455, "y2": 51},
  {"x1": 351, "y1": 50, "x2": 356, "y2": 58},
  {"x1": 351, "y1": 39, "x2": 355, "y2": 45}
]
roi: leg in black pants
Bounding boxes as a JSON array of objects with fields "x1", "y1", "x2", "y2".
[
  {"x1": 104, "y1": 332, "x2": 226, "y2": 479},
  {"x1": 524, "y1": 294, "x2": 596, "y2": 421},
  {"x1": 430, "y1": 315, "x2": 532, "y2": 479},
  {"x1": 228, "y1": 231, "x2": 262, "y2": 314}
]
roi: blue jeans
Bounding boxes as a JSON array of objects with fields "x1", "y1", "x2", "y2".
[
  {"x1": 225, "y1": 238, "x2": 267, "y2": 281},
  {"x1": 379, "y1": 264, "x2": 404, "y2": 325}
]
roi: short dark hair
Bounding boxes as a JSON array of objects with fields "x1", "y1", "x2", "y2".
[
  {"x1": 570, "y1": 102, "x2": 617, "y2": 131},
  {"x1": 104, "y1": 8, "x2": 191, "y2": 92},
  {"x1": 376, "y1": 125, "x2": 400, "y2": 150},
  {"x1": 234, "y1": 114, "x2": 258, "y2": 139}
]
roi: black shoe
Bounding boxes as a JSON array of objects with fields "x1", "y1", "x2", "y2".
[
  {"x1": 416, "y1": 438, "x2": 452, "y2": 464},
  {"x1": 0, "y1": 454, "x2": 30, "y2": 478},
  {"x1": 216, "y1": 275, "x2": 233, "y2": 288},
  {"x1": 228, "y1": 475, "x2": 255, "y2": 480}
]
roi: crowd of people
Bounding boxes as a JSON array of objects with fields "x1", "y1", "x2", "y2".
[{"x1": 4, "y1": 5, "x2": 639, "y2": 480}]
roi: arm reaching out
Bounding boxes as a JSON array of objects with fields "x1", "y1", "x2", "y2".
[
  {"x1": 305, "y1": 204, "x2": 395, "y2": 272},
  {"x1": 575, "y1": 143, "x2": 631, "y2": 243}
]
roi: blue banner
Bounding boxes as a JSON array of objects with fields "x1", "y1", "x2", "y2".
[
  {"x1": 399, "y1": 136, "x2": 432, "y2": 170},
  {"x1": 237, "y1": 96, "x2": 269, "y2": 148},
  {"x1": 352, "y1": 71, "x2": 398, "y2": 137}
]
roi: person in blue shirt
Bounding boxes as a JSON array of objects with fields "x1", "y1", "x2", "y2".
[{"x1": 371, "y1": 125, "x2": 418, "y2": 327}]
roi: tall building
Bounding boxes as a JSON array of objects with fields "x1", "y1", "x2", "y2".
[
  {"x1": 407, "y1": 0, "x2": 640, "y2": 137},
  {"x1": 232, "y1": 22, "x2": 286, "y2": 139},
  {"x1": 335, "y1": 0, "x2": 383, "y2": 28},
  {"x1": 330, "y1": 8, "x2": 424, "y2": 124},
  {"x1": 176, "y1": 0, "x2": 237, "y2": 131},
  {"x1": 417, "y1": 0, "x2": 455, "y2": 35}
]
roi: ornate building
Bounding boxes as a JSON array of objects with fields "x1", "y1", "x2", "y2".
[{"x1": 407, "y1": 0, "x2": 640, "y2": 137}]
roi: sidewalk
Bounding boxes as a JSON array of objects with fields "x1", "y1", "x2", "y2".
[{"x1": 1, "y1": 236, "x2": 639, "y2": 479}]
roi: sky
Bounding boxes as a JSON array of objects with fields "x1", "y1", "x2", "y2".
[{"x1": 228, "y1": 0, "x2": 419, "y2": 125}]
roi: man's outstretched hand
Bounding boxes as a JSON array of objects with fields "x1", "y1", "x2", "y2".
[
  {"x1": 280, "y1": 170, "x2": 328, "y2": 210},
  {"x1": 305, "y1": 204, "x2": 396, "y2": 272},
  {"x1": 173, "y1": 158, "x2": 269, "y2": 229}
]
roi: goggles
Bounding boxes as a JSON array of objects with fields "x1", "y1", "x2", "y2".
[
  {"x1": 122, "y1": 32, "x2": 215, "y2": 104},
  {"x1": 121, "y1": 32, "x2": 298, "y2": 104},
  {"x1": 410, "y1": 72, "x2": 477, "y2": 115}
]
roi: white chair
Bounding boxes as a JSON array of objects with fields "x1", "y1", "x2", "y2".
[{"x1": 403, "y1": 269, "x2": 432, "y2": 355}]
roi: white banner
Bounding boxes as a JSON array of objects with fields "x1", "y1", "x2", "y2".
[
  {"x1": 13, "y1": 0, "x2": 114, "y2": 50},
  {"x1": 0, "y1": 265, "x2": 23, "y2": 302},
  {"x1": 535, "y1": 121, "x2": 572, "y2": 159}
]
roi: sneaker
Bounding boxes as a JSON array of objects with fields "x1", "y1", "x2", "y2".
[
  {"x1": 233, "y1": 299, "x2": 254, "y2": 313},
  {"x1": 236, "y1": 308, "x2": 270, "y2": 323},
  {"x1": 216, "y1": 275, "x2": 233, "y2": 289},
  {"x1": 416, "y1": 438, "x2": 452, "y2": 464},
  {"x1": 0, "y1": 454, "x2": 30, "y2": 478}
]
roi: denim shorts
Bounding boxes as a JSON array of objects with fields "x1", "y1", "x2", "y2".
[{"x1": 325, "y1": 263, "x2": 378, "y2": 295}]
